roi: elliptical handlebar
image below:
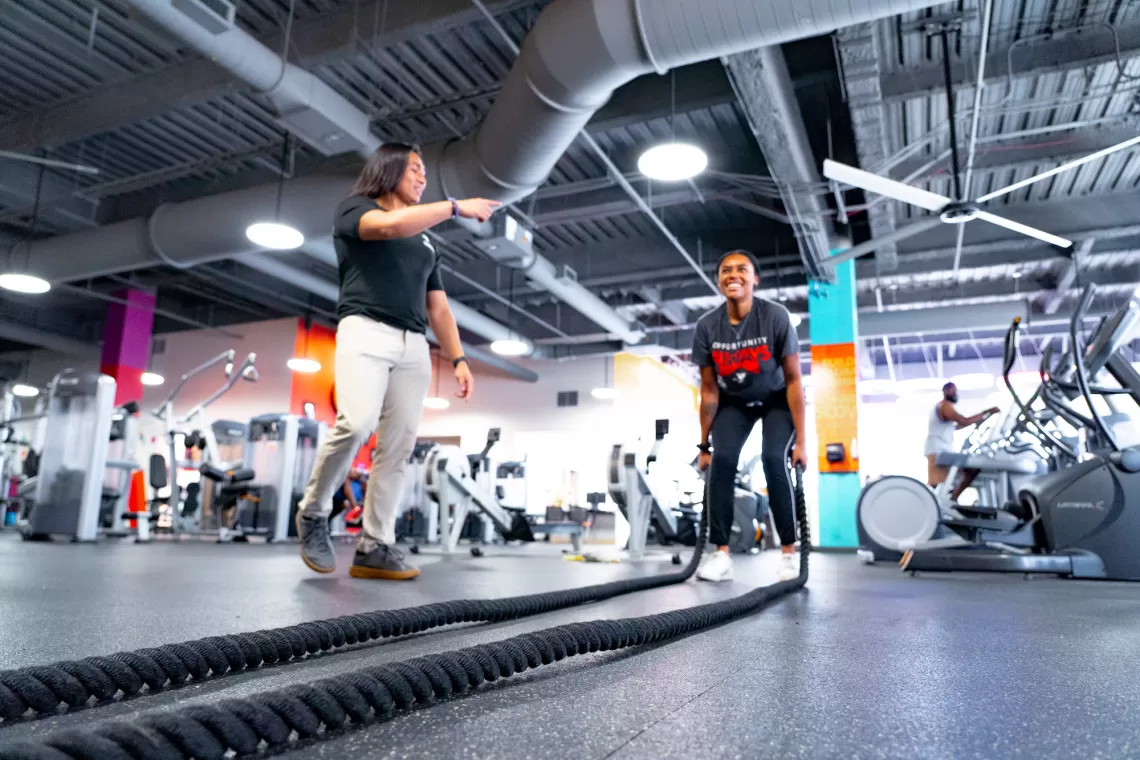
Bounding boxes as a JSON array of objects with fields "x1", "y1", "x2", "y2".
[
  {"x1": 1069, "y1": 283, "x2": 1120, "y2": 452},
  {"x1": 1002, "y1": 317, "x2": 1078, "y2": 460},
  {"x1": 152, "y1": 350, "x2": 236, "y2": 420}
]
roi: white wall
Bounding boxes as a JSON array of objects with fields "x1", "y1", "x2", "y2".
[
  {"x1": 418, "y1": 354, "x2": 700, "y2": 515},
  {"x1": 136, "y1": 318, "x2": 298, "y2": 456}
]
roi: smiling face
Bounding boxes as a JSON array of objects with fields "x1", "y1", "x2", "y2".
[
  {"x1": 395, "y1": 151, "x2": 427, "y2": 205},
  {"x1": 718, "y1": 252, "x2": 759, "y2": 301}
]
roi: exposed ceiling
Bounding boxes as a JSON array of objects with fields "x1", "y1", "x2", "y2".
[{"x1": 1, "y1": 0, "x2": 1138, "y2": 375}]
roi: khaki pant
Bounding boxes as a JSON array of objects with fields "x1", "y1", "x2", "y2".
[{"x1": 299, "y1": 315, "x2": 431, "y2": 550}]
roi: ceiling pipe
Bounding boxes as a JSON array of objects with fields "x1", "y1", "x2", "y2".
[
  {"x1": 240, "y1": 253, "x2": 539, "y2": 381},
  {"x1": 24, "y1": 0, "x2": 941, "y2": 339},
  {"x1": 0, "y1": 320, "x2": 99, "y2": 358}
]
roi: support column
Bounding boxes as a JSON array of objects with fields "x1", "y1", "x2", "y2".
[
  {"x1": 808, "y1": 255, "x2": 860, "y2": 548},
  {"x1": 99, "y1": 289, "x2": 156, "y2": 405}
]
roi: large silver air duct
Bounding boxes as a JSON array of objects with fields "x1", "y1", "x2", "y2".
[{"x1": 23, "y1": 0, "x2": 940, "y2": 343}]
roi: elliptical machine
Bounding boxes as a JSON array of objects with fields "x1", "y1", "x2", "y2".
[{"x1": 902, "y1": 284, "x2": 1140, "y2": 580}]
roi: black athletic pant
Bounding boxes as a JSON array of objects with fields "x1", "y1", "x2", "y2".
[{"x1": 709, "y1": 395, "x2": 797, "y2": 548}]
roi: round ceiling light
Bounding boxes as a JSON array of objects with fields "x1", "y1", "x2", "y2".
[
  {"x1": 789, "y1": 313, "x2": 803, "y2": 328},
  {"x1": 0, "y1": 273, "x2": 51, "y2": 294},
  {"x1": 423, "y1": 396, "x2": 450, "y2": 410},
  {"x1": 140, "y1": 372, "x2": 165, "y2": 387},
  {"x1": 637, "y1": 142, "x2": 708, "y2": 181},
  {"x1": 246, "y1": 222, "x2": 305, "y2": 250},
  {"x1": 11, "y1": 384, "x2": 39, "y2": 398},
  {"x1": 286, "y1": 357, "x2": 322, "y2": 374},
  {"x1": 490, "y1": 338, "x2": 531, "y2": 357}
]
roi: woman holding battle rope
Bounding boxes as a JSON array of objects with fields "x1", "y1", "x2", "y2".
[{"x1": 693, "y1": 250, "x2": 810, "y2": 582}]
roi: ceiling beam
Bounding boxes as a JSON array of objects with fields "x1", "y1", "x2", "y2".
[
  {"x1": 722, "y1": 47, "x2": 831, "y2": 279},
  {"x1": 0, "y1": 0, "x2": 534, "y2": 153},
  {"x1": 836, "y1": 23, "x2": 900, "y2": 272},
  {"x1": 889, "y1": 118, "x2": 1140, "y2": 182},
  {"x1": 880, "y1": 22, "x2": 1140, "y2": 102},
  {"x1": 0, "y1": 158, "x2": 104, "y2": 231}
]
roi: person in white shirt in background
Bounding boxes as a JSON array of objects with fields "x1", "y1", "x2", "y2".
[{"x1": 924, "y1": 382, "x2": 999, "y2": 502}]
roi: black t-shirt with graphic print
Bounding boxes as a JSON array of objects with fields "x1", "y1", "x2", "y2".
[
  {"x1": 333, "y1": 195, "x2": 444, "y2": 334},
  {"x1": 691, "y1": 298, "x2": 799, "y2": 404}
]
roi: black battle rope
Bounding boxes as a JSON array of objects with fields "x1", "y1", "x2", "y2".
[
  {"x1": 0, "y1": 481, "x2": 716, "y2": 723},
  {"x1": 0, "y1": 468, "x2": 809, "y2": 760}
]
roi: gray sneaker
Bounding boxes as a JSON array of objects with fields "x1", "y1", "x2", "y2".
[
  {"x1": 296, "y1": 513, "x2": 335, "y2": 574},
  {"x1": 349, "y1": 544, "x2": 420, "y2": 580}
]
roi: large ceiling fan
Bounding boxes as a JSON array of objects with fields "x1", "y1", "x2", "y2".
[{"x1": 823, "y1": 14, "x2": 1140, "y2": 265}]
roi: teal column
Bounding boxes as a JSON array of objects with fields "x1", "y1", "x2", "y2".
[{"x1": 808, "y1": 252, "x2": 860, "y2": 548}]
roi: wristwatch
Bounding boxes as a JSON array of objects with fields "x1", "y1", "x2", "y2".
[
  {"x1": 448, "y1": 197, "x2": 460, "y2": 219},
  {"x1": 452, "y1": 356, "x2": 469, "y2": 368}
]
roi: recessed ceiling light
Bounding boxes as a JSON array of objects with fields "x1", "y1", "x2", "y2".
[
  {"x1": 140, "y1": 372, "x2": 165, "y2": 387},
  {"x1": 246, "y1": 222, "x2": 304, "y2": 250},
  {"x1": 423, "y1": 396, "x2": 450, "y2": 410},
  {"x1": 286, "y1": 357, "x2": 322, "y2": 373},
  {"x1": 490, "y1": 338, "x2": 531, "y2": 356},
  {"x1": 637, "y1": 143, "x2": 708, "y2": 181},
  {"x1": 0, "y1": 273, "x2": 51, "y2": 294},
  {"x1": 11, "y1": 384, "x2": 39, "y2": 397}
]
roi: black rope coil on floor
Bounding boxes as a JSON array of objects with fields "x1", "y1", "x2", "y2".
[
  {"x1": 0, "y1": 487, "x2": 712, "y2": 723},
  {"x1": 0, "y1": 469, "x2": 810, "y2": 760}
]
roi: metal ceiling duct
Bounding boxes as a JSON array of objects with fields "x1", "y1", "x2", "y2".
[
  {"x1": 23, "y1": 0, "x2": 940, "y2": 345},
  {"x1": 241, "y1": 253, "x2": 539, "y2": 382}
]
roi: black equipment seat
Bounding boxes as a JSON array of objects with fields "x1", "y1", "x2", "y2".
[
  {"x1": 935, "y1": 452, "x2": 1045, "y2": 474},
  {"x1": 199, "y1": 464, "x2": 256, "y2": 483},
  {"x1": 148, "y1": 454, "x2": 168, "y2": 489},
  {"x1": 942, "y1": 516, "x2": 1009, "y2": 531},
  {"x1": 955, "y1": 504, "x2": 1000, "y2": 518},
  {"x1": 1110, "y1": 448, "x2": 1140, "y2": 473}
]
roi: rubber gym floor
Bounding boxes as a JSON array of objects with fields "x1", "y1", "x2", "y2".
[{"x1": 0, "y1": 535, "x2": 1138, "y2": 759}]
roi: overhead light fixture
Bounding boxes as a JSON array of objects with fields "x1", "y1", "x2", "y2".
[
  {"x1": 591, "y1": 387, "x2": 619, "y2": 401},
  {"x1": 637, "y1": 142, "x2": 708, "y2": 181},
  {"x1": 286, "y1": 357, "x2": 321, "y2": 374},
  {"x1": 0, "y1": 273, "x2": 51, "y2": 294},
  {"x1": 789, "y1": 313, "x2": 803, "y2": 328},
  {"x1": 246, "y1": 222, "x2": 304, "y2": 250},
  {"x1": 11, "y1": 384, "x2": 39, "y2": 398},
  {"x1": 490, "y1": 338, "x2": 531, "y2": 357},
  {"x1": 140, "y1": 372, "x2": 165, "y2": 387},
  {"x1": 1011, "y1": 271, "x2": 1022, "y2": 279},
  {"x1": 246, "y1": 136, "x2": 304, "y2": 250},
  {"x1": 423, "y1": 396, "x2": 450, "y2": 410},
  {"x1": 949, "y1": 372, "x2": 995, "y2": 391}
]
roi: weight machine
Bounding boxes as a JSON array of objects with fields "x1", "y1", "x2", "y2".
[
  {"x1": 421, "y1": 428, "x2": 535, "y2": 554},
  {"x1": 608, "y1": 419, "x2": 681, "y2": 560},
  {"x1": 150, "y1": 350, "x2": 258, "y2": 538}
]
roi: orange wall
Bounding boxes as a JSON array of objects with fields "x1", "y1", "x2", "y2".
[
  {"x1": 289, "y1": 319, "x2": 338, "y2": 423},
  {"x1": 810, "y1": 342, "x2": 859, "y2": 473}
]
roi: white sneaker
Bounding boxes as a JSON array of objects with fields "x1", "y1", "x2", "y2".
[
  {"x1": 697, "y1": 549, "x2": 734, "y2": 582},
  {"x1": 778, "y1": 552, "x2": 798, "y2": 581}
]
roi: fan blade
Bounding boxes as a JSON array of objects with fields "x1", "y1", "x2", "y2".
[
  {"x1": 826, "y1": 218, "x2": 945, "y2": 267},
  {"x1": 974, "y1": 211, "x2": 1073, "y2": 249},
  {"x1": 976, "y1": 135, "x2": 1140, "y2": 203},
  {"x1": 823, "y1": 159, "x2": 951, "y2": 212}
]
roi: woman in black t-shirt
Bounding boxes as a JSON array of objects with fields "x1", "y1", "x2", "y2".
[
  {"x1": 691, "y1": 251, "x2": 810, "y2": 583},
  {"x1": 295, "y1": 143, "x2": 500, "y2": 580}
]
